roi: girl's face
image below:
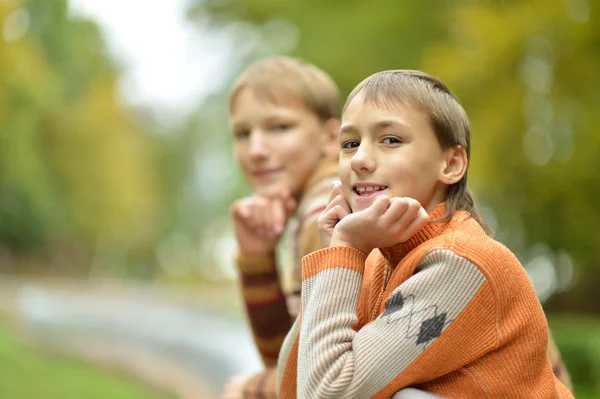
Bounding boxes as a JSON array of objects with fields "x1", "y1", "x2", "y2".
[
  {"x1": 231, "y1": 88, "x2": 330, "y2": 199},
  {"x1": 339, "y1": 94, "x2": 449, "y2": 213}
]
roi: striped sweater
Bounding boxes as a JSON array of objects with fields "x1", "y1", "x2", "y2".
[
  {"x1": 234, "y1": 155, "x2": 339, "y2": 395},
  {"x1": 277, "y1": 204, "x2": 574, "y2": 398}
]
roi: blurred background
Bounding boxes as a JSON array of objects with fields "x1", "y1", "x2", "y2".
[{"x1": 0, "y1": 0, "x2": 598, "y2": 398}]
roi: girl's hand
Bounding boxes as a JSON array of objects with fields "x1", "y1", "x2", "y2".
[{"x1": 330, "y1": 196, "x2": 430, "y2": 254}]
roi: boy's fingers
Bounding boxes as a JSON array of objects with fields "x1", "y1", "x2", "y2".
[
  {"x1": 381, "y1": 198, "x2": 409, "y2": 225},
  {"x1": 320, "y1": 204, "x2": 348, "y2": 231},
  {"x1": 271, "y1": 199, "x2": 285, "y2": 234},
  {"x1": 403, "y1": 207, "x2": 430, "y2": 236},
  {"x1": 394, "y1": 202, "x2": 428, "y2": 233},
  {"x1": 328, "y1": 181, "x2": 343, "y2": 203},
  {"x1": 337, "y1": 192, "x2": 352, "y2": 213},
  {"x1": 280, "y1": 188, "x2": 291, "y2": 200},
  {"x1": 368, "y1": 195, "x2": 390, "y2": 216},
  {"x1": 244, "y1": 202, "x2": 260, "y2": 231},
  {"x1": 332, "y1": 204, "x2": 350, "y2": 220},
  {"x1": 248, "y1": 198, "x2": 269, "y2": 233},
  {"x1": 392, "y1": 199, "x2": 421, "y2": 229},
  {"x1": 324, "y1": 194, "x2": 341, "y2": 212},
  {"x1": 259, "y1": 197, "x2": 278, "y2": 237},
  {"x1": 232, "y1": 200, "x2": 250, "y2": 221},
  {"x1": 277, "y1": 189, "x2": 297, "y2": 216},
  {"x1": 284, "y1": 196, "x2": 297, "y2": 216}
]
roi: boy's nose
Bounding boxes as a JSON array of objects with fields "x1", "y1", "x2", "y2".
[
  {"x1": 350, "y1": 143, "x2": 376, "y2": 173},
  {"x1": 248, "y1": 131, "x2": 269, "y2": 160}
]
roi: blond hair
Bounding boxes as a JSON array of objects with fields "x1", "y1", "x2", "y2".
[
  {"x1": 229, "y1": 57, "x2": 340, "y2": 121},
  {"x1": 346, "y1": 70, "x2": 492, "y2": 236}
]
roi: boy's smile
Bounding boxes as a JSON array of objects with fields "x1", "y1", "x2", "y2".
[
  {"x1": 352, "y1": 182, "x2": 388, "y2": 204},
  {"x1": 252, "y1": 167, "x2": 284, "y2": 184}
]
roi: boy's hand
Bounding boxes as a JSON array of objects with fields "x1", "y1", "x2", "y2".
[
  {"x1": 330, "y1": 196, "x2": 430, "y2": 254},
  {"x1": 232, "y1": 190, "x2": 296, "y2": 256},
  {"x1": 318, "y1": 181, "x2": 352, "y2": 247},
  {"x1": 221, "y1": 373, "x2": 249, "y2": 399}
]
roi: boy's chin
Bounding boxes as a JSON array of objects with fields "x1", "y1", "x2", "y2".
[
  {"x1": 254, "y1": 182, "x2": 296, "y2": 198},
  {"x1": 255, "y1": 185, "x2": 283, "y2": 197}
]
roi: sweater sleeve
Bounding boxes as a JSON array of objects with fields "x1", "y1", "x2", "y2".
[
  {"x1": 235, "y1": 219, "x2": 330, "y2": 399},
  {"x1": 293, "y1": 247, "x2": 497, "y2": 399},
  {"x1": 286, "y1": 160, "x2": 338, "y2": 320},
  {"x1": 236, "y1": 250, "x2": 292, "y2": 367}
]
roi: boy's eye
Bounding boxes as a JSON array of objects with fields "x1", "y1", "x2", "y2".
[
  {"x1": 341, "y1": 140, "x2": 360, "y2": 149},
  {"x1": 270, "y1": 123, "x2": 291, "y2": 132},
  {"x1": 234, "y1": 130, "x2": 250, "y2": 140},
  {"x1": 382, "y1": 137, "x2": 402, "y2": 145}
]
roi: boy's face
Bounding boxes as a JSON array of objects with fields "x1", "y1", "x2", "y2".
[
  {"x1": 231, "y1": 88, "x2": 328, "y2": 198},
  {"x1": 339, "y1": 94, "x2": 448, "y2": 213}
]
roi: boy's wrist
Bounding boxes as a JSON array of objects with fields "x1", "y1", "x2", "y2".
[
  {"x1": 238, "y1": 248, "x2": 274, "y2": 258},
  {"x1": 330, "y1": 235, "x2": 371, "y2": 254}
]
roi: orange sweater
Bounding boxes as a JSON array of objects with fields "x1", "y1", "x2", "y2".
[{"x1": 277, "y1": 205, "x2": 573, "y2": 398}]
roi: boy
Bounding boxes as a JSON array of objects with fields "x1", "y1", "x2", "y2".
[
  {"x1": 223, "y1": 57, "x2": 340, "y2": 398},
  {"x1": 277, "y1": 70, "x2": 573, "y2": 398}
]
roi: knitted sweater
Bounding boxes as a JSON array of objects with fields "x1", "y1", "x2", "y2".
[
  {"x1": 234, "y1": 155, "x2": 339, "y2": 395},
  {"x1": 277, "y1": 204, "x2": 573, "y2": 398}
]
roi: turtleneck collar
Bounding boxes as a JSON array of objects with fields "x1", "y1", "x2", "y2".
[{"x1": 380, "y1": 202, "x2": 454, "y2": 266}]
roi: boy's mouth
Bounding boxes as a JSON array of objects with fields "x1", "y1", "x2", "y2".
[
  {"x1": 353, "y1": 185, "x2": 388, "y2": 197},
  {"x1": 253, "y1": 168, "x2": 283, "y2": 182}
]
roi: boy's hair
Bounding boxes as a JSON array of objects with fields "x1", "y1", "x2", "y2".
[
  {"x1": 229, "y1": 56, "x2": 341, "y2": 121},
  {"x1": 345, "y1": 70, "x2": 492, "y2": 236}
]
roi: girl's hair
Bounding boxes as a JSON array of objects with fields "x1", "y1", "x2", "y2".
[{"x1": 345, "y1": 70, "x2": 492, "y2": 236}]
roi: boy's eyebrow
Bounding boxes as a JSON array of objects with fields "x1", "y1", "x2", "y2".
[
  {"x1": 339, "y1": 124, "x2": 358, "y2": 135},
  {"x1": 263, "y1": 114, "x2": 293, "y2": 123},
  {"x1": 231, "y1": 121, "x2": 246, "y2": 131},
  {"x1": 340, "y1": 119, "x2": 411, "y2": 135},
  {"x1": 371, "y1": 119, "x2": 411, "y2": 133}
]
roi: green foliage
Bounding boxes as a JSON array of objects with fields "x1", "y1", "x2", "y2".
[
  {"x1": 0, "y1": 0, "x2": 245, "y2": 277},
  {"x1": 189, "y1": 0, "x2": 453, "y2": 95},
  {"x1": 549, "y1": 315, "x2": 600, "y2": 398},
  {"x1": 0, "y1": 1, "x2": 162, "y2": 272},
  {"x1": 419, "y1": 0, "x2": 600, "y2": 271}
]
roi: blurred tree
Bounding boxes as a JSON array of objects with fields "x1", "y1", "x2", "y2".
[
  {"x1": 188, "y1": 0, "x2": 452, "y2": 95},
  {"x1": 152, "y1": 92, "x2": 248, "y2": 280},
  {"x1": 0, "y1": 0, "x2": 161, "y2": 275},
  {"x1": 418, "y1": 0, "x2": 600, "y2": 312},
  {"x1": 190, "y1": 0, "x2": 600, "y2": 310}
]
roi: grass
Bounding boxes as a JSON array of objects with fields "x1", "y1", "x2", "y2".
[{"x1": 0, "y1": 323, "x2": 172, "y2": 399}]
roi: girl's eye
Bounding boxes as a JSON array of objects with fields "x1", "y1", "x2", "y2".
[
  {"x1": 342, "y1": 140, "x2": 360, "y2": 149},
  {"x1": 382, "y1": 137, "x2": 402, "y2": 145},
  {"x1": 234, "y1": 130, "x2": 250, "y2": 140}
]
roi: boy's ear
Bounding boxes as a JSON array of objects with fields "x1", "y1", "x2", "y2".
[
  {"x1": 439, "y1": 145, "x2": 467, "y2": 185},
  {"x1": 322, "y1": 119, "x2": 341, "y2": 157}
]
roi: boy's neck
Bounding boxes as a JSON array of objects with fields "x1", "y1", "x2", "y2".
[{"x1": 424, "y1": 186, "x2": 448, "y2": 213}]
